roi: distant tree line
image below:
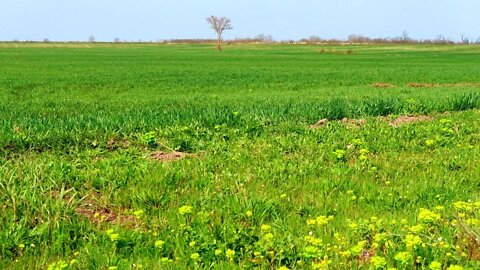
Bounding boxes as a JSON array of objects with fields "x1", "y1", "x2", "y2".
[
  {"x1": 4, "y1": 33, "x2": 480, "y2": 45},
  {"x1": 155, "y1": 34, "x2": 480, "y2": 45},
  {"x1": 126, "y1": 32, "x2": 480, "y2": 45}
]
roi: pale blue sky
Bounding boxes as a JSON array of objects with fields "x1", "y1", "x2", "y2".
[{"x1": 1, "y1": 0, "x2": 479, "y2": 42}]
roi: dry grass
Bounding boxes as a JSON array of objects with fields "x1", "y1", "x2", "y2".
[{"x1": 389, "y1": 115, "x2": 432, "y2": 127}]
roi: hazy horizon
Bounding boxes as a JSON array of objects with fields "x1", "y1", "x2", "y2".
[{"x1": 1, "y1": 0, "x2": 479, "y2": 42}]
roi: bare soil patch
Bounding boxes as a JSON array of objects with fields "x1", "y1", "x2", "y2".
[
  {"x1": 341, "y1": 118, "x2": 367, "y2": 128},
  {"x1": 309, "y1": 118, "x2": 329, "y2": 128},
  {"x1": 53, "y1": 191, "x2": 139, "y2": 227},
  {"x1": 389, "y1": 115, "x2": 432, "y2": 127},
  {"x1": 76, "y1": 203, "x2": 138, "y2": 227},
  {"x1": 408, "y1": 82, "x2": 480, "y2": 88},
  {"x1": 309, "y1": 118, "x2": 366, "y2": 129},
  {"x1": 150, "y1": 151, "x2": 189, "y2": 162},
  {"x1": 371, "y1": 82, "x2": 395, "y2": 88},
  {"x1": 106, "y1": 137, "x2": 130, "y2": 150}
]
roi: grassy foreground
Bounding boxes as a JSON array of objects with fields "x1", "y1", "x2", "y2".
[{"x1": 1, "y1": 43, "x2": 480, "y2": 269}]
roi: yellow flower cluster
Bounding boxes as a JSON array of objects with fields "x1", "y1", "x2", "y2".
[
  {"x1": 106, "y1": 229, "x2": 119, "y2": 242},
  {"x1": 418, "y1": 208, "x2": 441, "y2": 224},
  {"x1": 306, "y1": 215, "x2": 334, "y2": 226},
  {"x1": 394, "y1": 251, "x2": 412, "y2": 264},
  {"x1": 154, "y1": 240, "x2": 165, "y2": 248},
  {"x1": 453, "y1": 201, "x2": 480, "y2": 212},
  {"x1": 371, "y1": 256, "x2": 387, "y2": 269},
  {"x1": 178, "y1": 205, "x2": 193, "y2": 215},
  {"x1": 404, "y1": 234, "x2": 422, "y2": 249}
]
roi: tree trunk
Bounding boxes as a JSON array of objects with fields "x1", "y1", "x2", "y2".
[{"x1": 216, "y1": 35, "x2": 222, "y2": 51}]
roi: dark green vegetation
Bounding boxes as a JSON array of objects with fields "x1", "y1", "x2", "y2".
[{"x1": 1, "y1": 43, "x2": 480, "y2": 269}]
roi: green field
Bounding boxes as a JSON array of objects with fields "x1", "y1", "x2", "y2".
[{"x1": 1, "y1": 43, "x2": 480, "y2": 269}]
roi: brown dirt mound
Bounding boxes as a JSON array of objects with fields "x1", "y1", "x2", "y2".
[
  {"x1": 310, "y1": 118, "x2": 329, "y2": 128},
  {"x1": 76, "y1": 203, "x2": 138, "y2": 226},
  {"x1": 52, "y1": 191, "x2": 139, "y2": 227},
  {"x1": 106, "y1": 137, "x2": 130, "y2": 150},
  {"x1": 408, "y1": 82, "x2": 480, "y2": 88},
  {"x1": 150, "y1": 151, "x2": 188, "y2": 161},
  {"x1": 389, "y1": 115, "x2": 432, "y2": 127},
  {"x1": 341, "y1": 118, "x2": 367, "y2": 128},
  {"x1": 408, "y1": 82, "x2": 437, "y2": 88},
  {"x1": 309, "y1": 118, "x2": 366, "y2": 129},
  {"x1": 371, "y1": 82, "x2": 395, "y2": 88}
]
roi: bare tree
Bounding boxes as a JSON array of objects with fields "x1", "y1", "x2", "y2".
[
  {"x1": 88, "y1": 35, "x2": 96, "y2": 43},
  {"x1": 461, "y1": 34, "x2": 470, "y2": 44},
  {"x1": 206, "y1": 16, "x2": 233, "y2": 51},
  {"x1": 401, "y1": 31, "x2": 410, "y2": 42}
]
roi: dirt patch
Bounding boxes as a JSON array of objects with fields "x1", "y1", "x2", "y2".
[
  {"x1": 341, "y1": 118, "x2": 367, "y2": 128},
  {"x1": 309, "y1": 118, "x2": 366, "y2": 129},
  {"x1": 53, "y1": 191, "x2": 139, "y2": 227},
  {"x1": 75, "y1": 203, "x2": 137, "y2": 227},
  {"x1": 150, "y1": 151, "x2": 189, "y2": 162},
  {"x1": 408, "y1": 82, "x2": 480, "y2": 88},
  {"x1": 389, "y1": 115, "x2": 432, "y2": 127},
  {"x1": 371, "y1": 82, "x2": 395, "y2": 88},
  {"x1": 309, "y1": 118, "x2": 329, "y2": 128},
  {"x1": 106, "y1": 137, "x2": 130, "y2": 150}
]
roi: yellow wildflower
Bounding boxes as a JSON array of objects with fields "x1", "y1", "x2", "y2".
[
  {"x1": 133, "y1": 209, "x2": 144, "y2": 218},
  {"x1": 340, "y1": 250, "x2": 351, "y2": 258},
  {"x1": 394, "y1": 251, "x2": 412, "y2": 264},
  {"x1": 429, "y1": 261, "x2": 442, "y2": 270},
  {"x1": 348, "y1": 222, "x2": 358, "y2": 230},
  {"x1": 263, "y1": 233, "x2": 274, "y2": 241},
  {"x1": 404, "y1": 234, "x2": 422, "y2": 249},
  {"x1": 226, "y1": 249, "x2": 235, "y2": 260},
  {"x1": 304, "y1": 246, "x2": 321, "y2": 258},
  {"x1": 307, "y1": 219, "x2": 317, "y2": 226},
  {"x1": 316, "y1": 216, "x2": 329, "y2": 225},
  {"x1": 409, "y1": 224, "x2": 423, "y2": 234},
  {"x1": 190, "y1": 253, "x2": 200, "y2": 261},
  {"x1": 304, "y1": 235, "x2": 323, "y2": 246},
  {"x1": 373, "y1": 233, "x2": 387, "y2": 243},
  {"x1": 109, "y1": 233, "x2": 119, "y2": 242},
  {"x1": 350, "y1": 240, "x2": 366, "y2": 255},
  {"x1": 425, "y1": 139, "x2": 435, "y2": 146},
  {"x1": 178, "y1": 205, "x2": 193, "y2": 215},
  {"x1": 154, "y1": 240, "x2": 165, "y2": 248},
  {"x1": 418, "y1": 208, "x2": 441, "y2": 224},
  {"x1": 371, "y1": 256, "x2": 387, "y2": 269},
  {"x1": 261, "y1": 224, "x2": 271, "y2": 231}
]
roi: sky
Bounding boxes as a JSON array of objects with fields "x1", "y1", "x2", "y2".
[{"x1": 1, "y1": 0, "x2": 479, "y2": 42}]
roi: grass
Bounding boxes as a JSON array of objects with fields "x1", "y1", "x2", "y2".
[{"x1": 1, "y1": 43, "x2": 480, "y2": 269}]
